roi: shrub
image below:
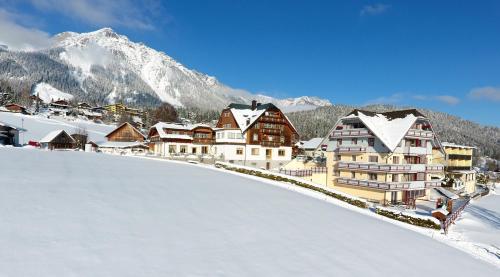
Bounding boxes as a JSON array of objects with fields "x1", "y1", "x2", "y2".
[{"x1": 375, "y1": 208, "x2": 441, "y2": 230}]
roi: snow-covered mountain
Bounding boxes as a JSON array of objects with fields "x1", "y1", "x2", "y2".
[{"x1": 0, "y1": 28, "x2": 331, "y2": 111}]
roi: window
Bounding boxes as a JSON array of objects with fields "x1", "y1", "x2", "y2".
[
  {"x1": 368, "y1": 138, "x2": 375, "y2": 146},
  {"x1": 278, "y1": 149, "x2": 285, "y2": 156},
  {"x1": 369, "y1": 156, "x2": 378, "y2": 163},
  {"x1": 251, "y1": 148, "x2": 259, "y2": 155},
  {"x1": 194, "y1": 133, "x2": 209, "y2": 138},
  {"x1": 351, "y1": 172, "x2": 356, "y2": 179},
  {"x1": 352, "y1": 138, "x2": 358, "y2": 145},
  {"x1": 236, "y1": 148, "x2": 243, "y2": 155},
  {"x1": 192, "y1": 147, "x2": 197, "y2": 154},
  {"x1": 369, "y1": 173, "x2": 377, "y2": 181},
  {"x1": 168, "y1": 145, "x2": 176, "y2": 153},
  {"x1": 180, "y1": 145, "x2": 187, "y2": 153},
  {"x1": 216, "y1": 132, "x2": 224, "y2": 139},
  {"x1": 393, "y1": 156, "x2": 400, "y2": 164},
  {"x1": 223, "y1": 111, "x2": 229, "y2": 117},
  {"x1": 202, "y1": 146, "x2": 208, "y2": 154},
  {"x1": 334, "y1": 170, "x2": 340, "y2": 177},
  {"x1": 280, "y1": 136, "x2": 285, "y2": 143},
  {"x1": 223, "y1": 124, "x2": 232, "y2": 128},
  {"x1": 352, "y1": 155, "x2": 357, "y2": 162},
  {"x1": 253, "y1": 133, "x2": 258, "y2": 141},
  {"x1": 336, "y1": 155, "x2": 341, "y2": 161},
  {"x1": 337, "y1": 139, "x2": 342, "y2": 145}
]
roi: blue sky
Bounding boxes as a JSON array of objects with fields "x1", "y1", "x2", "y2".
[{"x1": 0, "y1": 1, "x2": 499, "y2": 126}]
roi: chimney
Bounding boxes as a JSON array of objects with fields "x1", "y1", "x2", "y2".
[{"x1": 251, "y1": 100, "x2": 257, "y2": 110}]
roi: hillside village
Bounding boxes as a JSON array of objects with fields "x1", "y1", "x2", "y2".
[{"x1": 1, "y1": 95, "x2": 498, "y2": 235}]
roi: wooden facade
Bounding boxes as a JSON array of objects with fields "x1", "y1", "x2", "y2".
[
  {"x1": 216, "y1": 102, "x2": 299, "y2": 148},
  {"x1": 106, "y1": 122, "x2": 145, "y2": 142},
  {"x1": 41, "y1": 130, "x2": 76, "y2": 150}
]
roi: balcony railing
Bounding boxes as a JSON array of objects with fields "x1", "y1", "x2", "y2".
[
  {"x1": 425, "y1": 164, "x2": 444, "y2": 172},
  {"x1": 337, "y1": 162, "x2": 411, "y2": 172},
  {"x1": 261, "y1": 141, "x2": 281, "y2": 147},
  {"x1": 330, "y1": 128, "x2": 371, "y2": 138},
  {"x1": 406, "y1": 129, "x2": 434, "y2": 139},
  {"x1": 335, "y1": 146, "x2": 366, "y2": 153},
  {"x1": 425, "y1": 179, "x2": 442, "y2": 188},
  {"x1": 262, "y1": 129, "x2": 281, "y2": 135},
  {"x1": 336, "y1": 177, "x2": 412, "y2": 190},
  {"x1": 260, "y1": 116, "x2": 286, "y2": 124}
]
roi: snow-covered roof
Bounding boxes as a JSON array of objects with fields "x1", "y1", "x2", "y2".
[
  {"x1": 150, "y1": 122, "x2": 211, "y2": 139},
  {"x1": 97, "y1": 141, "x2": 148, "y2": 149},
  {"x1": 230, "y1": 108, "x2": 266, "y2": 132},
  {"x1": 300, "y1": 138, "x2": 323, "y2": 150},
  {"x1": 0, "y1": 121, "x2": 26, "y2": 131},
  {"x1": 434, "y1": 187, "x2": 460, "y2": 200},
  {"x1": 105, "y1": 122, "x2": 146, "y2": 139},
  {"x1": 441, "y1": 142, "x2": 476, "y2": 149},
  {"x1": 431, "y1": 208, "x2": 449, "y2": 215},
  {"x1": 347, "y1": 109, "x2": 422, "y2": 152},
  {"x1": 40, "y1": 129, "x2": 75, "y2": 143}
]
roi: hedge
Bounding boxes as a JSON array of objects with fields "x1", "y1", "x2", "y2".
[
  {"x1": 216, "y1": 163, "x2": 368, "y2": 209},
  {"x1": 375, "y1": 208, "x2": 441, "y2": 230}
]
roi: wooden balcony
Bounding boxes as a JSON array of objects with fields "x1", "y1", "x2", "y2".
[
  {"x1": 262, "y1": 128, "x2": 281, "y2": 135},
  {"x1": 337, "y1": 162, "x2": 411, "y2": 172},
  {"x1": 330, "y1": 128, "x2": 371, "y2": 138},
  {"x1": 406, "y1": 129, "x2": 434, "y2": 139},
  {"x1": 335, "y1": 146, "x2": 366, "y2": 153},
  {"x1": 425, "y1": 164, "x2": 444, "y2": 172},
  {"x1": 336, "y1": 177, "x2": 412, "y2": 190},
  {"x1": 261, "y1": 141, "x2": 281, "y2": 147},
  {"x1": 260, "y1": 116, "x2": 286, "y2": 124},
  {"x1": 193, "y1": 138, "x2": 215, "y2": 144}
]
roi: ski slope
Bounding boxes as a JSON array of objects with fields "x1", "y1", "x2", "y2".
[
  {"x1": 0, "y1": 148, "x2": 497, "y2": 276},
  {"x1": 0, "y1": 112, "x2": 115, "y2": 143}
]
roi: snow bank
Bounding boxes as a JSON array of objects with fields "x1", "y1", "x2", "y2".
[{"x1": 0, "y1": 147, "x2": 497, "y2": 276}]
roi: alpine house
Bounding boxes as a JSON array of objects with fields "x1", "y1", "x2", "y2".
[
  {"x1": 214, "y1": 100, "x2": 299, "y2": 169},
  {"x1": 322, "y1": 109, "x2": 445, "y2": 205}
]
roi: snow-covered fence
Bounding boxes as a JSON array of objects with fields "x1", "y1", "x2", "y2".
[
  {"x1": 443, "y1": 198, "x2": 470, "y2": 234},
  {"x1": 216, "y1": 162, "x2": 367, "y2": 209},
  {"x1": 375, "y1": 206, "x2": 441, "y2": 230},
  {"x1": 278, "y1": 167, "x2": 327, "y2": 177}
]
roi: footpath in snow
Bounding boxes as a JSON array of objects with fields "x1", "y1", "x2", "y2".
[{"x1": 0, "y1": 147, "x2": 498, "y2": 276}]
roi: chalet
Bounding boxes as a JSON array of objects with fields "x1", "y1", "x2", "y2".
[
  {"x1": 0, "y1": 121, "x2": 22, "y2": 146},
  {"x1": 39, "y1": 130, "x2": 76, "y2": 150},
  {"x1": 49, "y1": 99, "x2": 71, "y2": 116},
  {"x1": 440, "y1": 142, "x2": 477, "y2": 195},
  {"x1": 4, "y1": 103, "x2": 26, "y2": 114},
  {"x1": 98, "y1": 122, "x2": 147, "y2": 155},
  {"x1": 322, "y1": 109, "x2": 445, "y2": 205},
  {"x1": 214, "y1": 100, "x2": 299, "y2": 169},
  {"x1": 149, "y1": 122, "x2": 215, "y2": 156},
  {"x1": 85, "y1": 141, "x2": 99, "y2": 152}
]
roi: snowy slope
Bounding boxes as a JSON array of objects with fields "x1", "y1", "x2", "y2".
[
  {"x1": 449, "y1": 189, "x2": 500, "y2": 261},
  {"x1": 0, "y1": 147, "x2": 497, "y2": 276},
  {"x1": 32, "y1": 82, "x2": 74, "y2": 103},
  {"x1": 0, "y1": 112, "x2": 115, "y2": 143}
]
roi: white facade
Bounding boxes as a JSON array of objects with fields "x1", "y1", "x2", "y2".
[{"x1": 215, "y1": 144, "x2": 292, "y2": 169}]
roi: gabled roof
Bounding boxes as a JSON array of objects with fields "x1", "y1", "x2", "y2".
[
  {"x1": 441, "y1": 142, "x2": 476, "y2": 149},
  {"x1": 300, "y1": 138, "x2": 323, "y2": 150},
  {"x1": 346, "y1": 109, "x2": 424, "y2": 152},
  {"x1": 149, "y1": 122, "x2": 212, "y2": 139},
  {"x1": 105, "y1": 122, "x2": 146, "y2": 139},
  {"x1": 40, "y1": 129, "x2": 75, "y2": 143}
]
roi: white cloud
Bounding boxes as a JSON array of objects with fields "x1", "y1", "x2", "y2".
[
  {"x1": 0, "y1": 9, "x2": 53, "y2": 51},
  {"x1": 360, "y1": 3, "x2": 391, "y2": 16},
  {"x1": 366, "y1": 93, "x2": 460, "y2": 106},
  {"x1": 468, "y1": 87, "x2": 500, "y2": 102},
  {"x1": 365, "y1": 93, "x2": 404, "y2": 105},
  {"x1": 434, "y1": 95, "x2": 460, "y2": 105},
  {"x1": 28, "y1": 0, "x2": 158, "y2": 30}
]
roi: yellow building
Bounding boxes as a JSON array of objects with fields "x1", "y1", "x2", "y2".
[
  {"x1": 323, "y1": 109, "x2": 445, "y2": 205},
  {"x1": 441, "y1": 142, "x2": 476, "y2": 195}
]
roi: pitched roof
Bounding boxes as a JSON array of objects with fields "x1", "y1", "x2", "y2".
[
  {"x1": 150, "y1": 122, "x2": 211, "y2": 139},
  {"x1": 105, "y1": 122, "x2": 146, "y2": 139},
  {"x1": 441, "y1": 142, "x2": 476, "y2": 149},
  {"x1": 346, "y1": 109, "x2": 424, "y2": 152},
  {"x1": 97, "y1": 141, "x2": 148, "y2": 149},
  {"x1": 40, "y1": 130, "x2": 75, "y2": 143},
  {"x1": 300, "y1": 138, "x2": 323, "y2": 150},
  {"x1": 225, "y1": 102, "x2": 299, "y2": 133}
]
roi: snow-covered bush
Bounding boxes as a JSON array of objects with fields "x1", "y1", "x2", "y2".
[{"x1": 375, "y1": 207, "x2": 441, "y2": 230}]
